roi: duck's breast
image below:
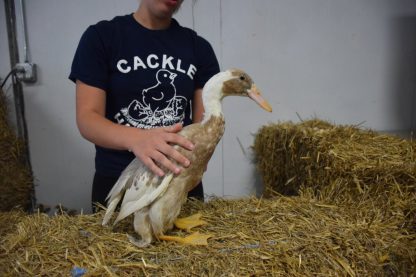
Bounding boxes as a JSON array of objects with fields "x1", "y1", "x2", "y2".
[{"x1": 177, "y1": 116, "x2": 225, "y2": 191}]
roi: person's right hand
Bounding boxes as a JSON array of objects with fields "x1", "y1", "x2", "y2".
[
  {"x1": 129, "y1": 123, "x2": 194, "y2": 177},
  {"x1": 76, "y1": 81, "x2": 193, "y2": 177}
]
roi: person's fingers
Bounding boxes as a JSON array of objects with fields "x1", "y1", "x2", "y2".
[
  {"x1": 130, "y1": 125, "x2": 195, "y2": 176},
  {"x1": 140, "y1": 155, "x2": 165, "y2": 177},
  {"x1": 164, "y1": 132, "x2": 195, "y2": 151},
  {"x1": 160, "y1": 124, "x2": 194, "y2": 150},
  {"x1": 157, "y1": 143, "x2": 190, "y2": 168},
  {"x1": 151, "y1": 150, "x2": 181, "y2": 175}
]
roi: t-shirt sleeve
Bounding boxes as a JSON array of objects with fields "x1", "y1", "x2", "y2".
[
  {"x1": 68, "y1": 25, "x2": 110, "y2": 91},
  {"x1": 194, "y1": 36, "x2": 220, "y2": 89}
]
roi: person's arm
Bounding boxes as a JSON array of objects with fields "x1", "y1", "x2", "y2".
[
  {"x1": 75, "y1": 80, "x2": 194, "y2": 176},
  {"x1": 192, "y1": 88, "x2": 204, "y2": 123}
]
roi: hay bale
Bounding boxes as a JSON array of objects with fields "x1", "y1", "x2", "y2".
[
  {"x1": 0, "y1": 197, "x2": 414, "y2": 276},
  {"x1": 253, "y1": 119, "x2": 416, "y2": 201},
  {"x1": 0, "y1": 88, "x2": 33, "y2": 211},
  {"x1": 0, "y1": 210, "x2": 26, "y2": 239}
]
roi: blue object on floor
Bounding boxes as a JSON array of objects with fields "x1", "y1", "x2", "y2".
[{"x1": 71, "y1": 266, "x2": 87, "y2": 277}]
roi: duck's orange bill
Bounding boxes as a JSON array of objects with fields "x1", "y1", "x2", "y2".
[{"x1": 247, "y1": 84, "x2": 272, "y2": 112}]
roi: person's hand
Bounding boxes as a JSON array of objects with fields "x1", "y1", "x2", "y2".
[{"x1": 129, "y1": 123, "x2": 194, "y2": 177}]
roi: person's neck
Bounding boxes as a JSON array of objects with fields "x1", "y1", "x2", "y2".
[{"x1": 133, "y1": 10, "x2": 171, "y2": 30}]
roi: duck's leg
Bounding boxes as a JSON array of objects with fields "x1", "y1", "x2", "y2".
[
  {"x1": 174, "y1": 213, "x2": 207, "y2": 232},
  {"x1": 129, "y1": 209, "x2": 153, "y2": 247},
  {"x1": 158, "y1": 232, "x2": 212, "y2": 246},
  {"x1": 148, "y1": 183, "x2": 211, "y2": 245}
]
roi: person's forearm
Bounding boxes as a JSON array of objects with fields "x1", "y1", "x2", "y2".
[
  {"x1": 77, "y1": 108, "x2": 194, "y2": 176},
  {"x1": 76, "y1": 110, "x2": 137, "y2": 151}
]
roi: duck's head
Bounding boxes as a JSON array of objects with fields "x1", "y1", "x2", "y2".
[{"x1": 204, "y1": 69, "x2": 272, "y2": 113}]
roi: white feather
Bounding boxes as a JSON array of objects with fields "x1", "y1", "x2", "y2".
[
  {"x1": 102, "y1": 194, "x2": 122, "y2": 226},
  {"x1": 105, "y1": 158, "x2": 143, "y2": 202},
  {"x1": 119, "y1": 171, "x2": 153, "y2": 205},
  {"x1": 113, "y1": 173, "x2": 174, "y2": 224},
  {"x1": 102, "y1": 158, "x2": 148, "y2": 225},
  {"x1": 201, "y1": 71, "x2": 232, "y2": 124}
]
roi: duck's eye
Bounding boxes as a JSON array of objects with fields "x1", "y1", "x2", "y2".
[{"x1": 239, "y1": 75, "x2": 246, "y2": 81}]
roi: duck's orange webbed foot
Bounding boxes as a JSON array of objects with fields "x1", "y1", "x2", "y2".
[
  {"x1": 173, "y1": 213, "x2": 207, "y2": 232},
  {"x1": 158, "y1": 232, "x2": 212, "y2": 246},
  {"x1": 158, "y1": 213, "x2": 212, "y2": 245}
]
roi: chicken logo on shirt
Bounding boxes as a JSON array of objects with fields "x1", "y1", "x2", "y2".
[{"x1": 118, "y1": 69, "x2": 187, "y2": 129}]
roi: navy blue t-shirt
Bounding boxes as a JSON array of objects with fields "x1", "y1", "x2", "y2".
[{"x1": 69, "y1": 14, "x2": 220, "y2": 176}]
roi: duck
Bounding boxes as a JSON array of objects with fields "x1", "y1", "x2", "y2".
[{"x1": 102, "y1": 69, "x2": 272, "y2": 247}]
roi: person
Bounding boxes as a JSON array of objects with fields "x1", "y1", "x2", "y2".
[{"x1": 69, "y1": 0, "x2": 220, "y2": 211}]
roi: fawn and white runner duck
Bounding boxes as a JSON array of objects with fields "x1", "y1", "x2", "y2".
[{"x1": 102, "y1": 69, "x2": 272, "y2": 247}]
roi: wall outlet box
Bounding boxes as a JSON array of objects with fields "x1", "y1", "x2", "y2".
[{"x1": 15, "y1": 62, "x2": 37, "y2": 83}]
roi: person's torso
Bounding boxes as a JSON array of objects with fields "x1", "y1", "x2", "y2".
[
  {"x1": 92, "y1": 15, "x2": 206, "y2": 176},
  {"x1": 98, "y1": 15, "x2": 199, "y2": 129}
]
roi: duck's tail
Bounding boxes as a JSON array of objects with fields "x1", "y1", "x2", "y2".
[{"x1": 102, "y1": 194, "x2": 122, "y2": 226}]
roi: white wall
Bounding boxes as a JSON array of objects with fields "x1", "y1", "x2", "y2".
[{"x1": 1, "y1": 0, "x2": 415, "y2": 213}]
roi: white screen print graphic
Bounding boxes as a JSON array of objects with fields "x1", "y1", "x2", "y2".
[{"x1": 115, "y1": 69, "x2": 188, "y2": 129}]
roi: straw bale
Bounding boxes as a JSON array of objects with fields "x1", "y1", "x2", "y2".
[
  {"x1": 0, "y1": 88, "x2": 33, "y2": 211},
  {"x1": 0, "y1": 210, "x2": 26, "y2": 239},
  {"x1": 0, "y1": 196, "x2": 414, "y2": 276},
  {"x1": 253, "y1": 120, "x2": 416, "y2": 201}
]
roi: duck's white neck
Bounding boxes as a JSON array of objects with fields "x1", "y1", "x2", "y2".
[{"x1": 201, "y1": 71, "x2": 232, "y2": 124}]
